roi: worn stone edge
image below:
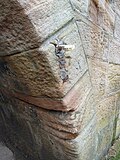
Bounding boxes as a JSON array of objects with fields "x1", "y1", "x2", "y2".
[{"x1": 0, "y1": 72, "x2": 91, "y2": 111}]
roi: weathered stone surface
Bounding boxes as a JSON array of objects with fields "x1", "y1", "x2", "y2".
[
  {"x1": 105, "y1": 138, "x2": 120, "y2": 160},
  {"x1": 70, "y1": 0, "x2": 90, "y2": 16},
  {"x1": 75, "y1": 0, "x2": 115, "y2": 32},
  {"x1": 0, "y1": 85, "x2": 95, "y2": 139},
  {"x1": 96, "y1": 96, "x2": 117, "y2": 159},
  {"x1": 1, "y1": 72, "x2": 91, "y2": 111},
  {"x1": 42, "y1": 21, "x2": 88, "y2": 96},
  {"x1": 0, "y1": 91, "x2": 96, "y2": 160},
  {"x1": 0, "y1": 89, "x2": 96, "y2": 160},
  {"x1": 7, "y1": 71, "x2": 91, "y2": 111},
  {"x1": 26, "y1": 0, "x2": 73, "y2": 39},
  {"x1": 96, "y1": 123, "x2": 114, "y2": 160},
  {"x1": 97, "y1": 1, "x2": 115, "y2": 32},
  {"x1": 69, "y1": 116, "x2": 97, "y2": 160},
  {"x1": 88, "y1": 57, "x2": 120, "y2": 99},
  {"x1": 36, "y1": 89, "x2": 95, "y2": 138},
  {"x1": 0, "y1": 87, "x2": 94, "y2": 142},
  {"x1": 29, "y1": 117, "x2": 96, "y2": 160},
  {"x1": 88, "y1": 58, "x2": 107, "y2": 99},
  {"x1": 0, "y1": 52, "x2": 63, "y2": 98},
  {"x1": 0, "y1": 0, "x2": 120, "y2": 160},
  {"x1": 96, "y1": 96, "x2": 116, "y2": 130},
  {"x1": 0, "y1": 22, "x2": 88, "y2": 100},
  {"x1": 17, "y1": 0, "x2": 53, "y2": 12},
  {"x1": 0, "y1": 0, "x2": 73, "y2": 56},
  {"x1": 115, "y1": 93, "x2": 120, "y2": 138},
  {"x1": 0, "y1": 143, "x2": 14, "y2": 160},
  {"x1": 0, "y1": 0, "x2": 24, "y2": 21},
  {"x1": 0, "y1": 1, "x2": 40, "y2": 56},
  {"x1": 89, "y1": 0, "x2": 99, "y2": 23},
  {"x1": 113, "y1": 1, "x2": 120, "y2": 16},
  {"x1": 114, "y1": 15, "x2": 120, "y2": 42},
  {"x1": 77, "y1": 20, "x2": 109, "y2": 59},
  {"x1": 106, "y1": 63, "x2": 120, "y2": 94},
  {"x1": 104, "y1": 39, "x2": 120, "y2": 64}
]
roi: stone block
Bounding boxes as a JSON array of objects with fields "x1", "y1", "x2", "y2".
[
  {"x1": 0, "y1": 0, "x2": 73, "y2": 56},
  {"x1": 0, "y1": 22, "x2": 88, "y2": 101},
  {"x1": 27, "y1": 0, "x2": 73, "y2": 39},
  {"x1": 88, "y1": 57, "x2": 120, "y2": 98},
  {"x1": 97, "y1": 1, "x2": 115, "y2": 32},
  {"x1": 104, "y1": 39, "x2": 120, "y2": 65},
  {"x1": 17, "y1": 0, "x2": 51, "y2": 12},
  {"x1": 0, "y1": 1, "x2": 119, "y2": 160},
  {"x1": 35, "y1": 89, "x2": 94, "y2": 139},
  {"x1": 114, "y1": 15, "x2": 120, "y2": 42},
  {"x1": 0, "y1": 3, "x2": 41, "y2": 56},
  {"x1": 29, "y1": 116, "x2": 96, "y2": 160},
  {"x1": 70, "y1": 0, "x2": 90, "y2": 16},
  {"x1": 88, "y1": 57, "x2": 107, "y2": 99},
  {"x1": 91, "y1": 0, "x2": 115, "y2": 30},
  {"x1": 0, "y1": 87, "x2": 94, "y2": 140},
  {"x1": 106, "y1": 63, "x2": 120, "y2": 94},
  {"x1": 96, "y1": 96, "x2": 117, "y2": 159},
  {"x1": 113, "y1": 1, "x2": 120, "y2": 16},
  {"x1": 89, "y1": 0, "x2": 98, "y2": 23},
  {"x1": 68, "y1": 116, "x2": 97, "y2": 160},
  {"x1": 96, "y1": 123, "x2": 114, "y2": 159},
  {"x1": 77, "y1": 21, "x2": 109, "y2": 59},
  {"x1": 44, "y1": 21, "x2": 88, "y2": 95},
  {"x1": 23, "y1": 114, "x2": 97, "y2": 160},
  {"x1": 0, "y1": 0, "x2": 23, "y2": 22},
  {"x1": 0, "y1": 52, "x2": 63, "y2": 98},
  {"x1": 96, "y1": 96, "x2": 116, "y2": 131},
  {"x1": 0, "y1": 89, "x2": 97, "y2": 160},
  {"x1": 0, "y1": 70, "x2": 91, "y2": 111},
  {"x1": 71, "y1": 0, "x2": 115, "y2": 32}
]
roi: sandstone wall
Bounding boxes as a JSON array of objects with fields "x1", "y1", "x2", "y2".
[{"x1": 0, "y1": 0, "x2": 120, "y2": 160}]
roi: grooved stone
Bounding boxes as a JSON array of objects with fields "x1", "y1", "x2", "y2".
[{"x1": 0, "y1": 91, "x2": 96, "y2": 160}]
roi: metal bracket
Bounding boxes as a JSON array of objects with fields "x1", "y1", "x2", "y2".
[{"x1": 51, "y1": 39, "x2": 75, "y2": 83}]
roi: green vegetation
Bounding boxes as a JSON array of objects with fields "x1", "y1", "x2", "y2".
[{"x1": 111, "y1": 151, "x2": 120, "y2": 160}]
